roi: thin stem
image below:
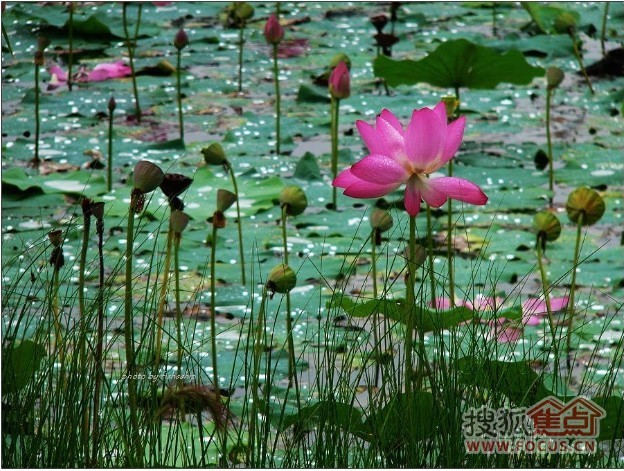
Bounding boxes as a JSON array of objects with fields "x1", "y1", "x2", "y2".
[
  {"x1": 174, "y1": 232, "x2": 183, "y2": 387},
  {"x1": 67, "y1": 2, "x2": 74, "y2": 92},
  {"x1": 601, "y1": 3, "x2": 610, "y2": 58},
  {"x1": 546, "y1": 88, "x2": 554, "y2": 206},
  {"x1": 492, "y1": 2, "x2": 497, "y2": 37},
  {"x1": 330, "y1": 97, "x2": 339, "y2": 209},
  {"x1": 176, "y1": 47, "x2": 184, "y2": 143},
  {"x1": 371, "y1": 228, "x2": 381, "y2": 387},
  {"x1": 52, "y1": 267, "x2": 62, "y2": 361},
  {"x1": 228, "y1": 164, "x2": 246, "y2": 284},
  {"x1": 404, "y1": 215, "x2": 416, "y2": 398},
  {"x1": 446, "y1": 160, "x2": 455, "y2": 307},
  {"x1": 91, "y1": 214, "x2": 105, "y2": 466},
  {"x1": 566, "y1": 213, "x2": 583, "y2": 373},
  {"x1": 78, "y1": 204, "x2": 91, "y2": 459},
  {"x1": 210, "y1": 222, "x2": 220, "y2": 393},
  {"x1": 570, "y1": 31, "x2": 595, "y2": 95},
  {"x1": 124, "y1": 195, "x2": 141, "y2": 466},
  {"x1": 426, "y1": 205, "x2": 437, "y2": 304},
  {"x1": 281, "y1": 206, "x2": 301, "y2": 407},
  {"x1": 34, "y1": 61, "x2": 40, "y2": 166},
  {"x1": 123, "y1": 3, "x2": 141, "y2": 121},
  {"x1": 272, "y1": 43, "x2": 281, "y2": 155},
  {"x1": 107, "y1": 106, "x2": 114, "y2": 192},
  {"x1": 536, "y1": 237, "x2": 560, "y2": 390},
  {"x1": 238, "y1": 24, "x2": 244, "y2": 93},
  {"x1": 155, "y1": 225, "x2": 173, "y2": 363}
]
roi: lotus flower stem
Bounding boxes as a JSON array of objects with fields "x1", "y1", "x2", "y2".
[
  {"x1": 1, "y1": 14, "x2": 14, "y2": 59},
  {"x1": 570, "y1": 32, "x2": 594, "y2": 95},
  {"x1": 173, "y1": 230, "x2": 183, "y2": 387},
  {"x1": 210, "y1": 222, "x2": 220, "y2": 393},
  {"x1": 33, "y1": 55, "x2": 41, "y2": 167},
  {"x1": 272, "y1": 43, "x2": 281, "y2": 155},
  {"x1": 404, "y1": 215, "x2": 417, "y2": 400},
  {"x1": 176, "y1": 44, "x2": 184, "y2": 143},
  {"x1": 124, "y1": 192, "x2": 142, "y2": 466},
  {"x1": 122, "y1": 3, "x2": 142, "y2": 122},
  {"x1": 371, "y1": 227, "x2": 381, "y2": 387},
  {"x1": 330, "y1": 96, "x2": 339, "y2": 209},
  {"x1": 228, "y1": 166, "x2": 246, "y2": 284},
  {"x1": 154, "y1": 226, "x2": 173, "y2": 363},
  {"x1": 51, "y1": 261, "x2": 62, "y2": 359},
  {"x1": 565, "y1": 212, "x2": 583, "y2": 372},
  {"x1": 91, "y1": 203, "x2": 105, "y2": 466},
  {"x1": 281, "y1": 206, "x2": 301, "y2": 406},
  {"x1": 78, "y1": 199, "x2": 91, "y2": 458},
  {"x1": 601, "y1": 3, "x2": 610, "y2": 58},
  {"x1": 107, "y1": 99, "x2": 115, "y2": 192},
  {"x1": 426, "y1": 205, "x2": 437, "y2": 304}
]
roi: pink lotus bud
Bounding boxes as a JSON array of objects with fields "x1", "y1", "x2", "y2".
[
  {"x1": 264, "y1": 14, "x2": 284, "y2": 45},
  {"x1": 328, "y1": 61, "x2": 350, "y2": 100},
  {"x1": 174, "y1": 28, "x2": 189, "y2": 50}
]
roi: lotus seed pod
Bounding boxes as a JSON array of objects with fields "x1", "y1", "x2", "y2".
[
  {"x1": 133, "y1": 160, "x2": 165, "y2": 194},
  {"x1": 546, "y1": 67, "x2": 565, "y2": 90},
  {"x1": 160, "y1": 173, "x2": 193, "y2": 199},
  {"x1": 441, "y1": 96, "x2": 460, "y2": 119},
  {"x1": 554, "y1": 12, "x2": 576, "y2": 34},
  {"x1": 370, "y1": 14, "x2": 388, "y2": 34},
  {"x1": 370, "y1": 207, "x2": 393, "y2": 233},
  {"x1": 267, "y1": 264, "x2": 297, "y2": 294},
  {"x1": 404, "y1": 243, "x2": 427, "y2": 267},
  {"x1": 48, "y1": 229, "x2": 64, "y2": 247},
  {"x1": 279, "y1": 186, "x2": 308, "y2": 216},
  {"x1": 81, "y1": 197, "x2": 93, "y2": 216},
  {"x1": 89, "y1": 202, "x2": 105, "y2": 219},
  {"x1": 36, "y1": 35, "x2": 50, "y2": 52},
  {"x1": 108, "y1": 96, "x2": 116, "y2": 112},
  {"x1": 49, "y1": 246, "x2": 65, "y2": 270},
  {"x1": 216, "y1": 189, "x2": 237, "y2": 213},
  {"x1": 34, "y1": 50, "x2": 44, "y2": 66},
  {"x1": 234, "y1": 2, "x2": 254, "y2": 21},
  {"x1": 329, "y1": 52, "x2": 351, "y2": 71},
  {"x1": 533, "y1": 211, "x2": 562, "y2": 241},
  {"x1": 201, "y1": 143, "x2": 228, "y2": 166},
  {"x1": 566, "y1": 187, "x2": 605, "y2": 226},
  {"x1": 170, "y1": 210, "x2": 190, "y2": 234},
  {"x1": 174, "y1": 28, "x2": 189, "y2": 50}
]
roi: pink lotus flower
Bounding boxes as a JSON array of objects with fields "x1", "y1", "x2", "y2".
[
  {"x1": 333, "y1": 103, "x2": 488, "y2": 216},
  {"x1": 328, "y1": 61, "x2": 350, "y2": 100},
  {"x1": 264, "y1": 13, "x2": 284, "y2": 45},
  {"x1": 521, "y1": 296, "x2": 569, "y2": 326},
  {"x1": 47, "y1": 61, "x2": 132, "y2": 89}
]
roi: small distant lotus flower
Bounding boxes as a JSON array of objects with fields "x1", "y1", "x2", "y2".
[
  {"x1": 174, "y1": 28, "x2": 189, "y2": 50},
  {"x1": 522, "y1": 296, "x2": 569, "y2": 326},
  {"x1": 333, "y1": 103, "x2": 488, "y2": 217},
  {"x1": 264, "y1": 13, "x2": 284, "y2": 45},
  {"x1": 328, "y1": 61, "x2": 350, "y2": 99},
  {"x1": 47, "y1": 61, "x2": 132, "y2": 89}
]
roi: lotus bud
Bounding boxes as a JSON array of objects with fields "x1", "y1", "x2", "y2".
[
  {"x1": 267, "y1": 264, "x2": 296, "y2": 295},
  {"x1": 546, "y1": 67, "x2": 565, "y2": 90},
  {"x1": 170, "y1": 210, "x2": 190, "y2": 234},
  {"x1": 264, "y1": 14, "x2": 284, "y2": 45},
  {"x1": 133, "y1": 160, "x2": 165, "y2": 194},
  {"x1": 89, "y1": 202, "x2": 105, "y2": 219},
  {"x1": 554, "y1": 12, "x2": 576, "y2": 34},
  {"x1": 328, "y1": 61, "x2": 350, "y2": 100},
  {"x1": 329, "y1": 53, "x2": 351, "y2": 71},
  {"x1": 48, "y1": 229, "x2": 64, "y2": 247},
  {"x1": 216, "y1": 189, "x2": 237, "y2": 213},
  {"x1": 566, "y1": 187, "x2": 605, "y2": 226},
  {"x1": 370, "y1": 207, "x2": 393, "y2": 233},
  {"x1": 49, "y1": 246, "x2": 65, "y2": 270},
  {"x1": 202, "y1": 143, "x2": 228, "y2": 166},
  {"x1": 81, "y1": 197, "x2": 93, "y2": 217},
  {"x1": 108, "y1": 96, "x2": 116, "y2": 113},
  {"x1": 370, "y1": 14, "x2": 388, "y2": 34},
  {"x1": 234, "y1": 2, "x2": 254, "y2": 21},
  {"x1": 174, "y1": 28, "x2": 189, "y2": 50},
  {"x1": 160, "y1": 173, "x2": 193, "y2": 199},
  {"x1": 441, "y1": 96, "x2": 460, "y2": 119},
  {"x1": 279, "y1": 186, "x2": 308, "y2": 217}
]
